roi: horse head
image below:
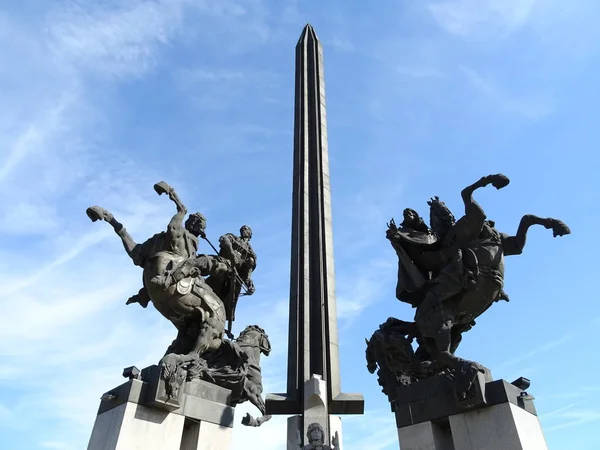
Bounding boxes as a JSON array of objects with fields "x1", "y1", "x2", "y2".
[
  {"x1": 238, "y1": 325, "x2": 271, "y2": 356},
  {"x1": 428, "y1": 196, "x2": 456, "y2": 240},
  {"x1": 365, "y1": 332, "x2": 384, "y2": 374}
]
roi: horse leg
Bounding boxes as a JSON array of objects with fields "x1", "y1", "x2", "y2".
[
  {"x1": 246, "y1": 383, "x2": 266, "y2": 416},
  {"x1": 503, "y1": 214, "x2": 571, "y2": 256},
  {"x1": 461, "y1": 174, "x2": 510, "y2": 222},
  {"x1": 185, "y1": 317, "x2": 222, "y2": 359},
  {"x1": 86, "y1": 205, "x2": 144, "y2": 266}
]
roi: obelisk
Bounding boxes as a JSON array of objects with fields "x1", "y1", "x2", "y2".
[{"x1": 265, "y1": 24, "x2": 364, "y2": 448}]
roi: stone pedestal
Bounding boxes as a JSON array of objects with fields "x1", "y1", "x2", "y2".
[
  {"x1": 449, "y1": 402, "x2": 547, "y2": 450},
  {"x1": 397, "y1": 421, "x2": 454, "y2": 450},
  {"x1": 87, "y1": 366, "x2": 235, "y2": 450},
  {"x1": 393, "y1": 374, "x2": 548, "y2": 450}
]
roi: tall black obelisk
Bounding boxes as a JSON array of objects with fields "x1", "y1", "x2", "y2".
[{"x1": 266, "y1": 24, "x2": 364, "y2": 449}]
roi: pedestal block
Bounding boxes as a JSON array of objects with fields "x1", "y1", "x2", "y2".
[
  {"x1": 397, "y1": 421, "x2": 454, "y2": 450},
  {"x1": 393, "y1": 374, "x2": 547, "y2": 450},
  {"x1": 449, "y1": 402, "x2": 547, "y2": 450},
  {"x1": 87, "y1": 365, "x2": 235, "y2": 450}
]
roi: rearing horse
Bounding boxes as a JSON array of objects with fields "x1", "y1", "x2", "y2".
[
  {"x1": 388, "y1": 174, "x2": 570, "y2": 390},
  {"x1": 86, "y1": 181, "x2": 228, "y2": 363}
]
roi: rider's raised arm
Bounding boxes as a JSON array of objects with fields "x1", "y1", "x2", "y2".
[{"x1": 164, "y1": 188, "x2": 188, "y2": 242}]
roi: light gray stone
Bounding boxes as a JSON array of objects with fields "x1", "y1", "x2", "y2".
[
  {"x1": 449, "y1": 402, "x2": 548, "y2": 450},
  {"x1": 397, "y1": 421, "x2": 454, "y2": 450},
  {"x1": 88, "y1": 402, "x2": 185, "y2": 450}
]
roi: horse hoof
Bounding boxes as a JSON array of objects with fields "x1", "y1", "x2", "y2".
[
  {"x1": 489, "y1": 174, "x2": 510, "y2": 189},
  {"x1": 551, "y1": 220, "x2": 571, "y2": 237},
  {"x1": 86, "y1": 206, "x2": 110, "y2": 222},
  {"x1": 154, "y1": 181, "x2": 171, "y2": 196}
]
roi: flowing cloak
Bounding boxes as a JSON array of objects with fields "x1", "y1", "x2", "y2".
[{"x1": 387, "y1": 227, "x2": 438, "y2": 306}]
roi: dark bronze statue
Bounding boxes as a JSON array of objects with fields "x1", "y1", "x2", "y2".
[
  {"x1": 366, "y1": 174, "x2": 570, "y2": 399},
  {"x1": 87, "y1": 181, "x2": 269, "y2": 426}
]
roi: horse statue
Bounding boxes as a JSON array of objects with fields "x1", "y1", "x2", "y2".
[
  {"x1": 181, "y1": 324, "x2": 272, "y2": 427},
  {"x1": 236, "y1": 325, "x2": 272, "y2": 427},
  {"x1": 369, "y1": 174, "x2": 570, "y2": 396},
  {"x1": 86, "y1": 181, "x2": 232, "y2": 367}
]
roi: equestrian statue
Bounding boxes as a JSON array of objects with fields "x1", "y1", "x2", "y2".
[
  {"x1": 86, "y1": 181, "x2": 269, "y2": 426},
  {"x1": 365, "y1": 174, "x2": 570, "y2": 399}
]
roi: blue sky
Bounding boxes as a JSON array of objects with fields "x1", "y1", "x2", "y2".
[{"x1": 0, "y1": 1, "x2": 598, "y2": 449}]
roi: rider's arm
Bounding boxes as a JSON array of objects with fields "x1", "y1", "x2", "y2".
[{"x1": 166, "y1": 202, "x2": 187, "y2": 240}]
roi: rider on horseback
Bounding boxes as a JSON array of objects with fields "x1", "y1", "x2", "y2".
[{"x1": 386, "y1": 174, "x2": 570, "y2": 388}]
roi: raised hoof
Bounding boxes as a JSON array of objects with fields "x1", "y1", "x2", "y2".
[
  {"x1": 488, "y1": 174, "x2": 510, "y2": 190},
  {"x1": 86, "y1": 206, "x2": 111, "y2": 222},
  {"x1": 550, "y1": 219, "x2": 571, "y2": 237},
  {"x1": 241, "y1": 413, "x2": 257, "y2": 427},
  {"x1": 153, "y1": 181, "x2": 171, "y2": 196}
]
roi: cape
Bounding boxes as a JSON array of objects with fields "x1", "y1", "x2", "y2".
[{"x1": 388, "y1": 228, "x2": 438, "y2": 306}]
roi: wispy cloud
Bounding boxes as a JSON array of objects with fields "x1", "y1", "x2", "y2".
[
  {"x1": 460, "y1": 66, "x2": 554, "y2": 119},
  {"x1": 427, "y1": 0, "x2": 541, "y2": 38},
  {"x1": 47, "y1": 0, "x2": 188, "y2": 78},
  {"x1": 495, "y1": 332, "x2": 573, "y2": 373},
  {"x1": 0, "y1": 1, "x2": 288, "y2": 448},
  {"x1": 545, "y1": 409, "x2": 600, "y2": 432},
  {"x1": 330, "y1": 36, "x2": 355, "y2": 53}
]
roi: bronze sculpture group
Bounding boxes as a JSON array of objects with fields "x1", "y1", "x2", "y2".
[
  {"x1": 366, "y1": 173, "x2": 570, "y2": 400},
  {"x1": 87, "y1": 181, "x2": 270, "y2": 427},
  {"x1": 86, "y1": 172, "x2": 570, "y2": 431}
]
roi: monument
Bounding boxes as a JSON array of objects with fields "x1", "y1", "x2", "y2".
[
  {"x1": 85, "y1": 181, "x2": 271, "y2": 450},
  {"x1": 365, "y1": 174, "x2": 570, "y2": 449},
  {"x1": 265, "y1": 24, "x2": 364, "y2": 448}
]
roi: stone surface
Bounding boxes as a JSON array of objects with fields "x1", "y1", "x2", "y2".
[
  {"x1": 88, "y1": 365, "x2": 237, "y2": 450},
  {"x1": 265, "y1": 23, "x2": 363, "y2": 447},
  {"x1": 397, "y1": 421, "x2": 454, "y2": 450},
  {"x1": 88, "y1": 402, "x2": 186, "y2": 450},
  {"x1": 194, "y1": 420, "x2": 234, "y2": 450},
  {"x1": 392, "y1": 374, "x2": 537, "y2": 429},
  {"x1": 449, "y1": 402, "x2": 548, "y2": 450}
]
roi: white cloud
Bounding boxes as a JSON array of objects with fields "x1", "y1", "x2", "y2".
[
  {"x1": 0, "y1": 2, "x2": 273, "y2": 447},
  {"x1": 460, "y1": 66, "x2": 554, "y2": 119},
  {"x1": 46, "y1": 0, "x2": 190, "y2": 78},
  {"x1": 545, "y1": 409, "x2": 600, "y2": 432},
  {"x1": 494, "y1": 332, "x2": 573, "y2": 373},
  {"x1": 427, "y1": 0, "x2": 541, "y2": 38}
]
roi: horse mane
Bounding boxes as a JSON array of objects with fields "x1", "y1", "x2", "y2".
[
  {"x1": 238, "y1": 324, "x2": 267, "y2": 340},
  {"x1": 428, "y1": 197, "x2": 456, "y2": 240}
]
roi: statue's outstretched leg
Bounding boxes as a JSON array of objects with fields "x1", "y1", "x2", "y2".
[
  {"x1": 86, "y1": 206, "x2": 143, "y2": 266},
  {"x1": 503, "y1": 214, "x2": 570, "y2": 256},
  {"x1": 126, "y1": 287, "x2": 150, "y2": 308},
  {"x1": 242, "y1": 413, "x2": 272, "y2": 427},
  {"x1": 460, "y1": 174, "x2": 510, "y2": 223},
  {"x1": 170, "y1": 316, "x2": 222, "y2": 365}
]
